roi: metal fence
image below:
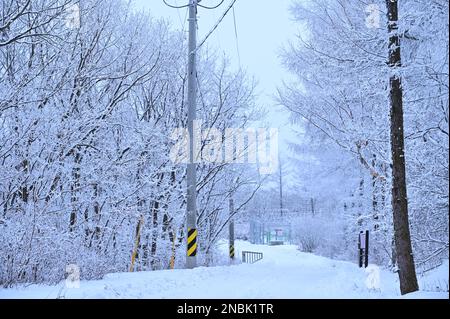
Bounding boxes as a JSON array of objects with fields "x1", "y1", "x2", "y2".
[{"x1": 242, "y1": 251, "x2": 263, "y2": 264}]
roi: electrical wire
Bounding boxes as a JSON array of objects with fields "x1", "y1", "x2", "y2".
[
  {"x1": 163, "y1": 0, "x2": 226, "y2": 11},
  {"x1": 182, "y1": 6, "x2": 189, "y2": 33},
  {"x1": 232, "y1": 6, "x2": 241, "y2": 67},
  {"x1": 162, "y1": 0, "x2": 189, "y2": 9},
  {"x1": 196, "y1": 73, "x2": 207, "y2": 111},
  {"x1": 175, "y1": 0, "x2": 189, "y2": 33},
  {"x1": 195, "y1": 0, "x2": 238, "y2": 53},
  {"x1": 198, "y1": 0, "x2": 225, "y2": 9}
]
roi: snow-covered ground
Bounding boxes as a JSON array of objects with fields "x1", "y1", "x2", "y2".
[{"x1": 0, "y1": 240, "x2": 448, "y2": 299}]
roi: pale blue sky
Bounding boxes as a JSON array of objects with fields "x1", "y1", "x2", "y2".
[
  {"x1": 133, "y1": 1, "x2": 298, "y2": 95},
  {"x1": 133, "y1": 0, "x2": 302, "y2": 176},
  {"x1": 135, "y1": 2, "x2": 299, "y2": 112}
]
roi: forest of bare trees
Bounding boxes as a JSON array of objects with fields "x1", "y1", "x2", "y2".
[
  {"x1": 0, "y1": 0, "x2": 447, "y2": 297},
  {"x1": 0, "y1": 0, "x2": 261, "y2": 286},
  {"x1": 278, "y1": 0, "x2": 448, "y2": 293}
]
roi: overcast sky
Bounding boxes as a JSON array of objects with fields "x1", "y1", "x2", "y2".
[
  {"x1": 133, "y1": 1, "x2": 298, "y2": 94},
  {"x1": 133, "y1": 0, "x2": 302, "y2": 184},
  {"x1": 137, "y1": 2, "x2": 299, "y2": 115}
]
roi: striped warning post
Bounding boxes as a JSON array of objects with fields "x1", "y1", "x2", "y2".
[
  {"x1": 229, "y1": 244, "x2": 235, "y2": 259},
  {"x1": 187, "y1": 228, "x2": 198, "y2": 257}
]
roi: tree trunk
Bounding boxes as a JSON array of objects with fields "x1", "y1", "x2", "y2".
[
  {"x1": 150, "y1": 200, "x2": 159, "y2": 270},
  {"x1": 372, "y1": 155, "x2": 379, "y2": 231},
  {"x1": 69, "y1": 151, "x2": 82, "y2": 231},
  {"x1": 386, "y1": 0, "x2": 418, "y2": 295},
  {"x1": 357, "y1": 176, "x2": 364, "y2": 227}
]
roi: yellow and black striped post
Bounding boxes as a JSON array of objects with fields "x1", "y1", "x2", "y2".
[
  {"x1": 229, "y1": 198, "x2": 235, "y2": 260},
  {"x1": 229, "y1": 243, "x2": 235, "y2": 259},
  {"x1": 187, "y1": 228, "x2": 198, "y2": 258}
]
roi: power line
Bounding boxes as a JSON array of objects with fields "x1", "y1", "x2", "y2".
[
  {"x1": 166, "y1": 0, "x2": 239, "y2": 56},
  {"x1": 182, "y1": 6, "x2": 189, "y2": 33},
  {"x1": 196, "y1": 73, "x2": 207, "y2": 110},
  {"x1": 195, "y1": 0, "x2": 238, "y2": 53},
  {"x1": 232, "y1": 6, "x2": 241, "y2": 67},
  {"x1": 198, "y1": 0, "x2": 225, "y2": 9},
  {"x1": 162, "y1": 0, "x2": 189, "y2": 9},
  {"x1": 175, "y1": 0, "x2": 184, "y2": 25},
  {"x1": 179, "y1": 1, "x2": 190, "y2": 33},
  {"x1": 173, "y1": 0, "x2": 189, "y2": 32},
  {"x1": 163, "y1": 0, "x2": 225, "y2": 10}
]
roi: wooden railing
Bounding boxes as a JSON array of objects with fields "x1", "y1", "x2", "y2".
[{"x1": 242, "y1": 251, "x2": 263, "y2": 264}]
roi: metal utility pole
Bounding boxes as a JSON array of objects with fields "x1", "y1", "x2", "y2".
[
  {"x1": 186, "y1": 0, "x2": 198, "y2": 269},
  {"x1": 229, "y1": 198, "x2": 235, "y2": 260}
]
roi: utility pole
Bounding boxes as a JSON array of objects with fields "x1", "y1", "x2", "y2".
[
  {"x1": 229, "y1": 198, "x2": 235, "y2": 261},
  {"x1": 186, "y1": 0, "x2": 198, "y2": 269}
]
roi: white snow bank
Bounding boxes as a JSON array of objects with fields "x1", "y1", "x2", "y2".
[{"x1": 0, "y1": 240, "x2": 447, "y2": 299}]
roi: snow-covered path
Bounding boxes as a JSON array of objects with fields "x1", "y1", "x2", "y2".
[{"x1": 0, "y1": 241, "x2": 448, "y2": 299}]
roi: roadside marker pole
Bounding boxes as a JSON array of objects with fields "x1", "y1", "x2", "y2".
[
  {"x1": 365, "y1": 230, "x2": 369, "y2": 267},
  {"x1": 187, "y1": 228, "x2": 198, "y2": 258},
  {"x1": 358, "y1": 230, "x2": 369, "y2": 268},
  {"x1": 229, "y1": 198, "x2": 235, "y2": 260}
]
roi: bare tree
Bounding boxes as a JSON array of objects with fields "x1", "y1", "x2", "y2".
[{"x1": 386, "y1": 0, "x2": 418, "y2": 295}]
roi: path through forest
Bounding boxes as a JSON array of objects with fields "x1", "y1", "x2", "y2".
[{"x1": 0, "y1": 241, "x2": 447, "y2": 299}]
